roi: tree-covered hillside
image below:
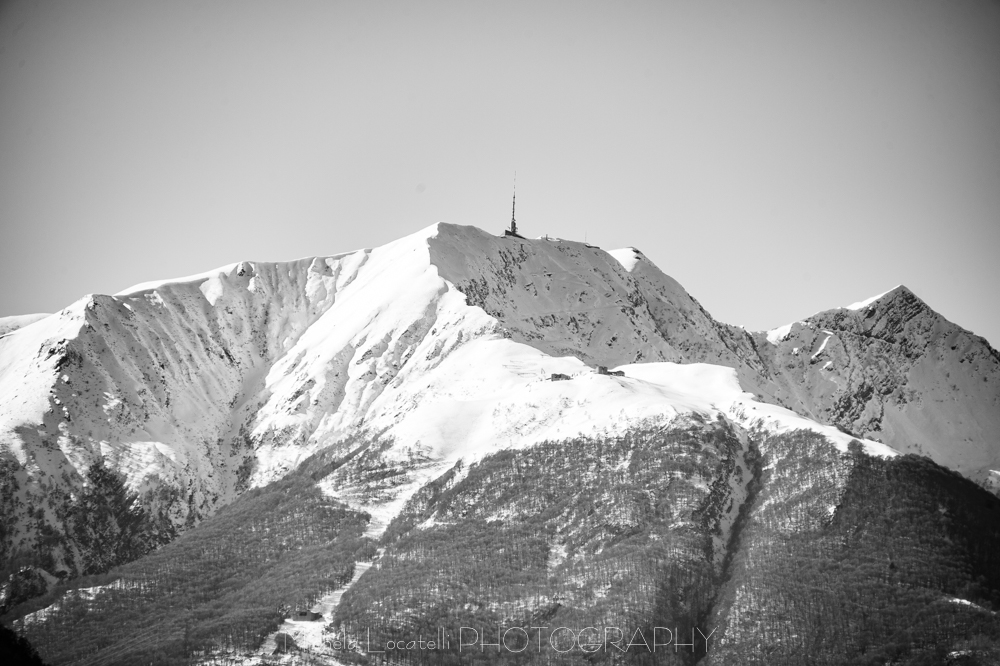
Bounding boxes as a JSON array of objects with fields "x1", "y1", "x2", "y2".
[
  {"x1": 8, "y1": 426, "x2": 1000, "y2": 665},
  {"x1": 708, "y1": 433, "x2": 1000, "y2": 666},
  {"x1": 5, "y1": 467, "x2": 373, "y2": 666},
  {"x1": 335, "y1": 419, "x2": 748, "y2": 665}
]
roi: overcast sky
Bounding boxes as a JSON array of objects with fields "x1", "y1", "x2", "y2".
[{"x1": 1, "y1": 0, "x2": 998, "y2": 345}]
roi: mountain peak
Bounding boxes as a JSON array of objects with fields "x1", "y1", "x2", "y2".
[
  {"x1": 843, "y1": 285, "x2": 914, "y2": 311},
  {"x1": 806, "y1": 284, "x2": 937, "y2": 342}
]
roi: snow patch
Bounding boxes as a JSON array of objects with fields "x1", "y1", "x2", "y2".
[
  {"x1": 607, "y1": 247, "x2": 643, "y2": 272},
  {"x1": 115, "y1": 263, "x2": 241, "y2": 296},
  {"x1": 811, "y1": 332, "x2": 833, "y2": 360},
  {"x1": 947, "y1": 597, "x2": 995, "y2": 614},
  {"x1": 199, "y1": 275, "x2": 225, "y2": 305},
  {"x1": 844, "y1": 286, "x2": 902, "y2": 311},
  {"x1": 765, "y1": 323, "x2": 794, "y2": 345}
]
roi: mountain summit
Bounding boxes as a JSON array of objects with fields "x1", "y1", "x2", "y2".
[{"x1": 756, "y1": 283, "x2": 1000, "y2": 479}]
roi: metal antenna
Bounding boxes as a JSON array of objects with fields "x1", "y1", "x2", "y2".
[{"x1": 510, "y1": 172, "x2": 517, "y2": 235}]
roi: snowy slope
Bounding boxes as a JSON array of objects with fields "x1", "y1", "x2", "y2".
[
  {"x1": 0, "y1": 251, "x2": 382, "y2": 568},
  {"x1": 0, "y1": 313, "x2": 50, "y2": 338}
]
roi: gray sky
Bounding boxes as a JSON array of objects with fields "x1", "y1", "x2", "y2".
[{"x1": 2, "y1": 0, "x2": 999, "y2": 346}]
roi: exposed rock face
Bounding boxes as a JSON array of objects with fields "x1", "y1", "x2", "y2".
[{"x1": 754, "y1": 286, "x2": 1000, "y2": 482}]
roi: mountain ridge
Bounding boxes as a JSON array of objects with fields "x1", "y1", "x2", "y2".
[
  {"x1": 4, "y1": 222, "x2": 1000, "y2": 665},
  {"x1": 0, "y1": 222, "x2": 996, "y2": 582}
]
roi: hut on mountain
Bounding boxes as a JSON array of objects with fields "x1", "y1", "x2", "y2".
[{"x1": 291, "y1": 610, "x2": 323, "y2": 621}]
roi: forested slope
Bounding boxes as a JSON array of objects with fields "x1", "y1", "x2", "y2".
[
  {"x1": 333, "y1": 419, "x2": 751, "y2": 665},
  {"x1": 708, "y1": 432, "x2": 1000, "y2": 666},
  {"x1": 9, "y1": 426, "x2": 1000, "y2": 665},
  {"x1": 6, "y1": 464, "x2": 373, "y2": 666}
]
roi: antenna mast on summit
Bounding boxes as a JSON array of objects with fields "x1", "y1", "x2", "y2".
[
  {"x1": 503, "y1": 171, "x2": 523, "y2": 239},
  {"x1": 510, "y1": 172, "x2": 517, "y2": 236}
]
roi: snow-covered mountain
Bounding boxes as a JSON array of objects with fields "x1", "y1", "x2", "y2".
[
  {"x1": 0, "y1": 223, "x2": 996, "y2": 577},
  {"x1": 753, "y1": 285, "x2": 1000, "y2": 482}
]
